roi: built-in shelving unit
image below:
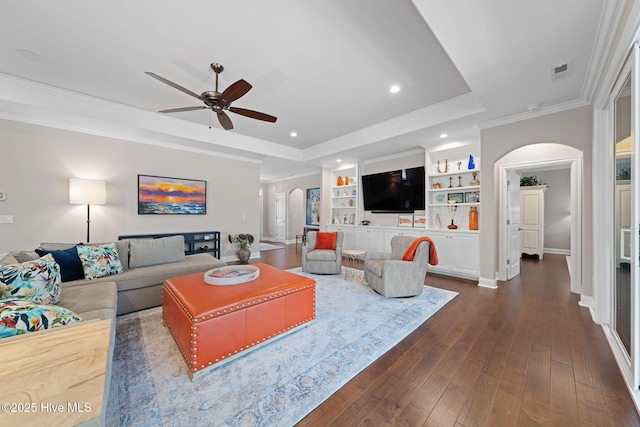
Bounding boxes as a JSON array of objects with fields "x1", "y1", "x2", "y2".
[
  {"x1": 426, "y1": 151, "x2": 480, "y2": 231},
  {"x1": 330, "y1": 165, "x2": 359, "y2": 226}
]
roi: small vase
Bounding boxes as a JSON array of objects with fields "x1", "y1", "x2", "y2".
[
  {"x1": 337, "y1": 176, "x2": 344, "y2": 186},
  {"x1": 469, "y1": 206, "x2": 478, "y2": 230},
  {"x1": 434, "y1": 213, "x2": 441, "y2": 229},
  {"x1": 238, "y1": 249, "x2": 251, "y2": 264}
]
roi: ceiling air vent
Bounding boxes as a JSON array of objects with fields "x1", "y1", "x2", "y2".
[{"x1": 551, "y1": 62, "x2": 571, "y2": 80}]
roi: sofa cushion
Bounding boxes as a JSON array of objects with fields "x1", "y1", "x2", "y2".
[
  {"x1": 128, "y1": 235, "x2": 185, "y2": 268},
  {"x1": 0, "y1": 254, "x2": 62, "y2": 304},
  {"x1": 315, "y1": 231, "x2": 337, "y2": 250},
  {"x1": 58, "y1": 281, "x2": 117, "y2": 321},
  {"x1": 0, "y1": 298, "x2": 83, "y2": 338},
  {"x1": 77, "y1": 243, "x2": 124, "y2": 280},
  {"x1": 35, "y1": 246, "x2": 84, "y2": 282},
  {"x1": 12, "y1": 250, "x2": 40, "y2": 263},
  {"x1": 365, "y1": 259, "x2": 384, "y2": 277},
  {"x1": 307, "y1": 249, "x2": 337, "y2": 261},
  {"x1": 0, "y1": 253, "x2": 19, "y2": 265}
]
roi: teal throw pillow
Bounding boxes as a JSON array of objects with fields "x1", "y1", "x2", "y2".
[
  {"x1": 0, "y1": 299, "x2": 83, "y2": 338},
  {"x1": 0, "y1": 254, "x2": 62, "y2": 304},
  {"x1": 76, "y1": 243, "x2": 124, "y2": 280}
]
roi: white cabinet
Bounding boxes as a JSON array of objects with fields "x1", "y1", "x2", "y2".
[
  {"x1": 383, "y1": 228, "x2": 423, "y2": 252},
  {"x1": 355, "y1": 227, "x2": 384, "y2": 253},
  {"x1": 426, "y1": 230, "x2": 479, "y2": 279},
  {"x1": 520, "y1": 185, "x2": 546, "y2": 259},
  {"x1": 331, "y1": 166, "x2": 358, "y2": 226},
  {"x1": 327, "y1": 225, "x2": 355, "y2": 251}
]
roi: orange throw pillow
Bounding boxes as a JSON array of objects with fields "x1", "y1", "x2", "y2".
[{"x1": 315, "y1": 232, "x2": 337, "y2": 250}]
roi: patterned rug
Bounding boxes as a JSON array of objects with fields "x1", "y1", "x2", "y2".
[{"x1": 106, "y1": 268, "x2": 457, "y2": 426}]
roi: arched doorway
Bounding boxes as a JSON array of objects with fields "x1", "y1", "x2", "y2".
[{"x1": 497, "y1": 143, "x2": 583, "y2": 294}]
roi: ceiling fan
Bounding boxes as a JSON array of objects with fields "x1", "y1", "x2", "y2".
[{"x1": 145, "y1": 63, "x2": 277, "y2": 130}]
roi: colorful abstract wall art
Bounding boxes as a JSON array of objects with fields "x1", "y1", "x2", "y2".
[{"x1": 138, "y1": 175, "x2": 206, "y2": 215}]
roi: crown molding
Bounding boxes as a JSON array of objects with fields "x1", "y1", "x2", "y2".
[{"x1": 478, "y1": 98, "x2": 589, "y2": 131}]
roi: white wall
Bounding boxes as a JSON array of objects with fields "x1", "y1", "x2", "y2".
[
  {"x1": 480, "y1": 105, "x2": 593, "y2": 295},
  {"x1": 0, "y1": 119, "x2": 260, "y2": 258},
  {"x1": 531, "y1": 169, "x2": 571, "y2": 252}
]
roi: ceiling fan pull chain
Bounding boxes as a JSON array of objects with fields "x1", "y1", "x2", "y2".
[{"x1": 209, "y1": 110, "x2": 212, "y2": 129}]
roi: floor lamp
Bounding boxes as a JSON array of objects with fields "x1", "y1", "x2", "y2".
[{"x1": 69, "y1": 178, "x2": 106, "y2": 243}]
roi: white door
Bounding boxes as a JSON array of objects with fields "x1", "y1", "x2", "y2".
[
  {"x1": 275, "y1": 193, "x2": 286, "y2": 243},
  {"x1": 507, "y1": 171, "x2": 521, "y2": 279}
]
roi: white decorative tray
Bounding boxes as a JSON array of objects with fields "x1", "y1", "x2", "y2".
[{"x1": 204, "y1": 265, "x2": 260, "y2": 286}]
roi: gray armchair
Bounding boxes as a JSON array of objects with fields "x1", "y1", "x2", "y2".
[
  {"x1": 364, "y1": 235, "x2": 430, "y2": 297},
  {"x1": 302, "y1": 231, "x2": 343, "y2": 274}
]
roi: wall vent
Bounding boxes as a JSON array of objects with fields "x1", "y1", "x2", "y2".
[{"x1": 551, "y1": 61, "x2": 571, "y2": 80}]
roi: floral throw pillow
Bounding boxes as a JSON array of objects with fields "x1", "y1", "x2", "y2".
[
  {"x1": 0, "y1": 299, "x2": 83, "y2": 338},
  {"x1": 76, "y1": 243, "x2": 124, "y2": 280},
  {"x1": 0, "y1": 254, "x2": 62, "y2": 304}
]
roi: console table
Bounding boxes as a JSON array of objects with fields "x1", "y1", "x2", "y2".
[{"x1": 119, "y1": 231, "x2": 220, "y2": 258}]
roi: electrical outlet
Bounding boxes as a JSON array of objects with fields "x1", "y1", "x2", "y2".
[{"x1": 0, "y1": 215, "x2": 14, "y2": 224}]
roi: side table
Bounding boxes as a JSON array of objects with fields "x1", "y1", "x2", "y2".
[{"x1": 343, "y1": 249, "x2": 366, "y2": 281}]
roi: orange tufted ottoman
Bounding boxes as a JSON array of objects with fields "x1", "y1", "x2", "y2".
[{"x1": 162, "y1": 263, "x2": 316, "y2": 380}]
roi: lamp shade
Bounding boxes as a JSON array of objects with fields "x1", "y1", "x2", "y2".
[{"x1": 69, "y1": 178, "x2": 106, "y2": 205}]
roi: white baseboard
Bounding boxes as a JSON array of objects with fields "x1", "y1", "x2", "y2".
[
  {"x1": 578, "y1": 295, "x2": 595, "y2": 322},
  {"x1": 544, "y1": 247, "x2": 571, "y2": 255},
  {"x1": 478, "y1": 277, "x2": 498, "y2": 289}
]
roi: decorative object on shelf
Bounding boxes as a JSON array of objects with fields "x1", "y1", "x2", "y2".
[
  {"x1": 306, "y1": 187, "x2": 320, "y2": 226},
  {"x1": 333, "y1": 211, "x2": 340, "y2": 224},
  {"x1": 228, "y1": 233, "x2": 254, "y2": 264},
  {"x1": 360, "y1": 220, "x2": 371, "y2": 226},
  {"x1": 447, "y1": 192, "x2": 464, "y2": 203},
  {"x1": 343, "y1": 191, "x2": 347, "y2": 197},
  {"x1": 469, "y1": 206, "x2": 479, "y2": 230},
  {"x1": 457, "y1": 161, "x2": 462, "y2": 171},
  {"x1": 448, "y1": 176, "x2": 454, "y2": 188},
  {"x1": 349, "y1": 213, "x2": 355, "y2": 224},
  {"x1": 398, "y1": 214, "x2": 413, "y2": 227},
  {"x1": 445, "y1": 159, "x2": 449, "y2": 173},
  {"x1": 457, "y1": 176, "x2": 463, "y2": 187},
  {"x1": 337, "y1": 176, "x2": 344, "y2": 186},
  {"x1": 344, "y1": 176, "x2": 349, "y2": 185},
  {"x1": 138, "y1": 174, "x2": 206, "y2": 215},
  {"x1": 352, "y1": 189, "x2": 356, "y2": 195},
  {"x1": 435, "y1": 193, "x2": 446, "y2": 204},
  {"x1": 520, "y1": 175, "x2": 547, "y2": 187},
  {"x1": 343, "y1": 214, "x2": 348, "y2": 224},
  {"x1": 434, "y1": 213, "x2": 442, "y2": 229},
  {"x1": 336, "y1": 190, "x2": 340, "y2": 197},
  {"x1": 470, "y1": 171, "x2": 480, "y2": 186},
  {"x1": 468, "y1": 154, "x2": 475, "y2": 170},
  {"x1": 432, "y1": 182, "x2": 442, "y2": 189},
  {"x1": 465, "y1": 191, "x2": 480, "y2": 203},
  {"x1": 437, "y1": 160, "x2": 442, "y2": 173},
  {"x1": 447, "y1": 200, "x2": 458, "y2": 229},
  {"x1": 349, "y1": 199, "x2": 354, "y2": 206},
  {"x1": 413, "y1": 215, "x2": 426, "y2": 228}
]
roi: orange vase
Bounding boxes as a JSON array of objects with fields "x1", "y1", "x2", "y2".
[
  {"x1": 337, "y1": 176, "x2": 344, "y2": 186},
  {"x1": 469, "y1": 206, "x2": 479, "y2": 230},
  {"x1": 344, "y1": 176, "x2": 349, "y2": 185}
]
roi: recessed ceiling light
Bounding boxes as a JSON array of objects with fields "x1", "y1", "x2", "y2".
[
  {"x1": 389, "y1": 85, "x2": 400, "y2": 94},
  {"x1": 290, "y1": 131, "x2": 297, "y2": 137},
  {"x1": 337, "y1": 159, "x2": 342, "y2": 163},
  {"x1": 527, "y1": 104, "x2": 539, "y2": 111},
  {"x1": 16, "y1": 48, "x2": 54, "y2": 65},
  {"x1": 440, "y1": 133, "x2": 448, "y2": 138}
]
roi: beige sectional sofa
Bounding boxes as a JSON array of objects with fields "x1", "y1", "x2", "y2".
[{"x1": 0, "y1": 234, "x2": 226, "y2": 425}]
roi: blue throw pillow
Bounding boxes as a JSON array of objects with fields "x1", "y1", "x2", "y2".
[{"x1": 35, "y1": 246, "x2": 84, "y2": 282}]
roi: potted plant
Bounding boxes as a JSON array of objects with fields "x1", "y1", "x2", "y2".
[{"x1": 228, "y1": 233, "x2": 255, "y2": 264}]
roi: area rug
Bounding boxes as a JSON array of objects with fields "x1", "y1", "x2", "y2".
[
  {"x1": 106, "y1": 269, "x2": 457, "y2": 426},
  {"x1": 258, "y1": 242, "x2": 284, "y2": 252}
]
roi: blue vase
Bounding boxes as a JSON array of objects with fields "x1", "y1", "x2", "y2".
[{"x1": 468, "y1": 154, "x2": 475, "y2": 170}]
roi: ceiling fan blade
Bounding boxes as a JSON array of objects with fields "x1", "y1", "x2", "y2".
[
  {"x1": 220, "y1": 79, "x2": 252, "y2": 104},
  {"x1": 145, "y1": 72, "x2": 204, "y2": 101},
  {"x1": 229, "y1": 107, "x2": 278, "y2": 123},
  {"x1": 217, "y1": 111, "x2": 234, "y2": 130},
  {"x1": 159, "y1": 106, "x2": 207, "y2": 113}
]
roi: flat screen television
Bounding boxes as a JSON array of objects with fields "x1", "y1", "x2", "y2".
[{"x1": 361, "y1": 166, "x2": 425, "y2": 213}]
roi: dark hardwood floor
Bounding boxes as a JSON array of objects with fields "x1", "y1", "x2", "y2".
[{"x1": 255, "y1": 243, "x2": 640, "y2": 426}]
